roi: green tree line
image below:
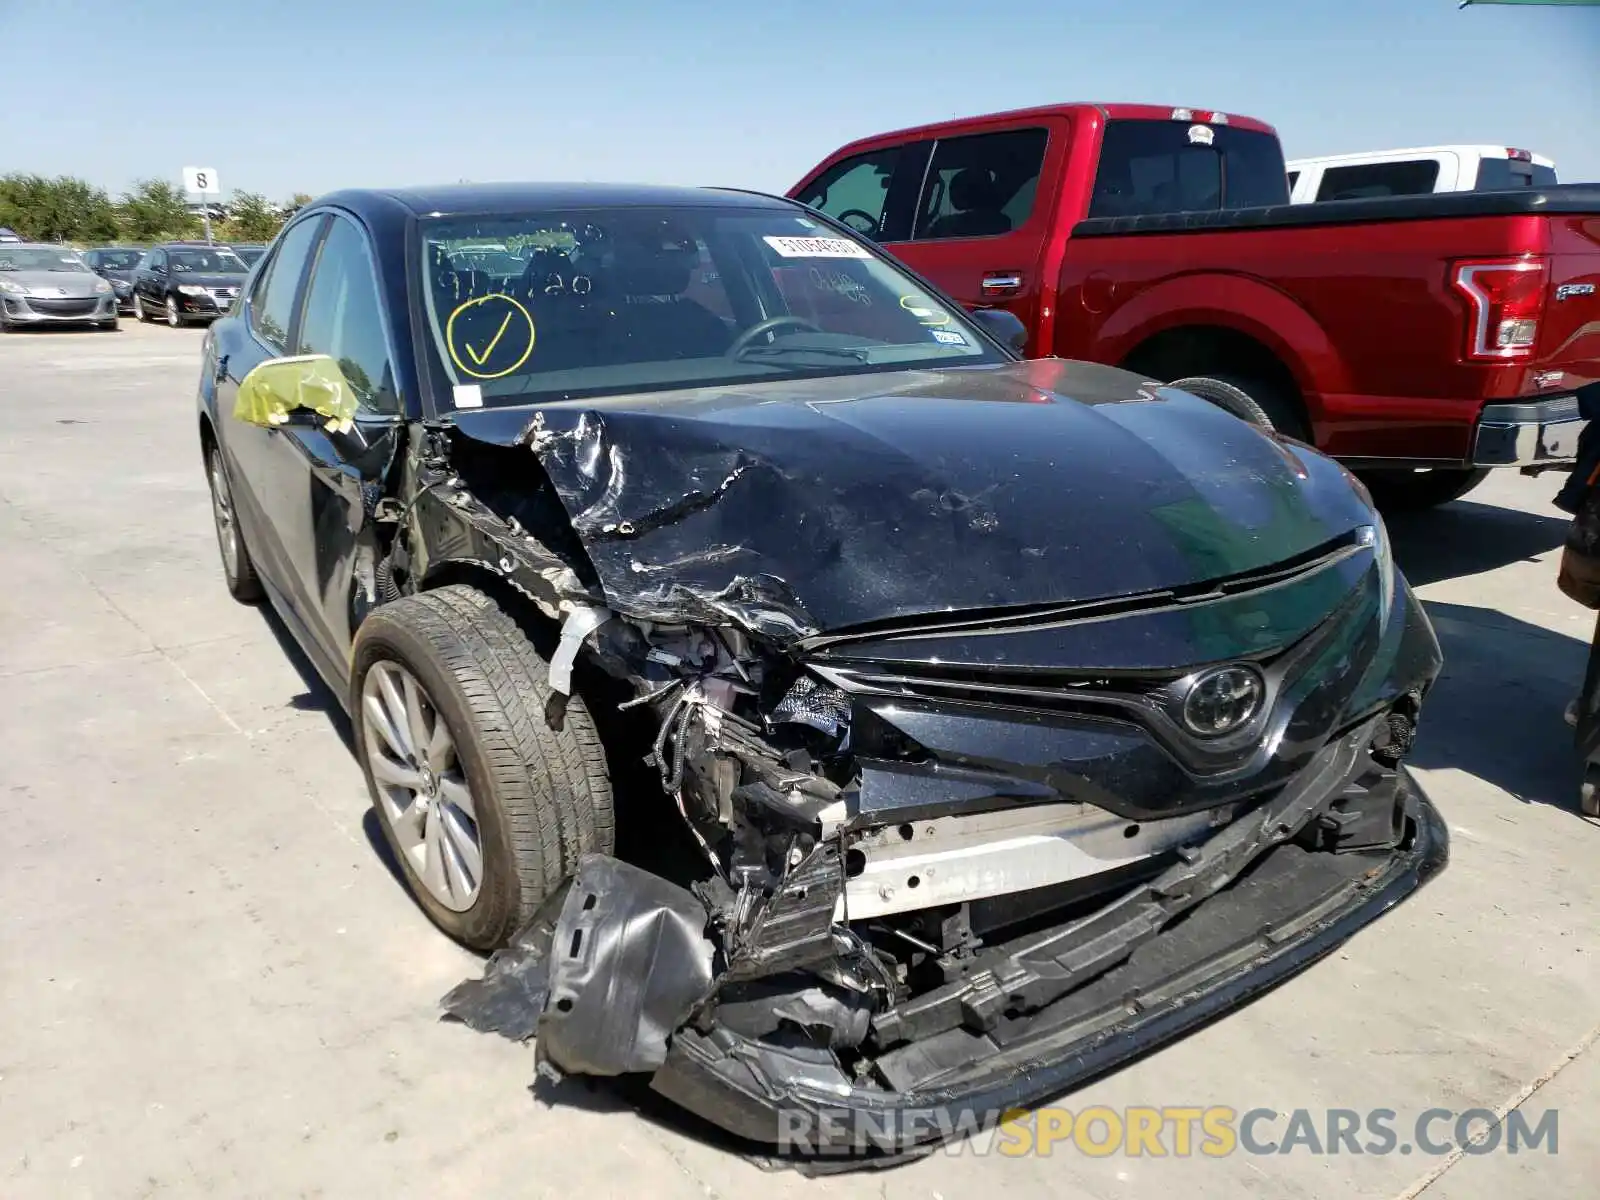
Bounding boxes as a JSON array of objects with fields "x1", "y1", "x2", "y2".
[{"x1": 0, "y1": 175, "x2": 314, "y2": 245}]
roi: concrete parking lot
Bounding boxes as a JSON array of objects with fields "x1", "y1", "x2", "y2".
[{"x1": 2, "y1": 321, "x2": 1596, "y2": 1199}]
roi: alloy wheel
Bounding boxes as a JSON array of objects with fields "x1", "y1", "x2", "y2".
[
  {"x1": 166, "y1": 297, "x2": 181, "y2": 328},
  {"x1": 361, "y1": 661, "x2": 483, "y2": 912},
  {"x1": 206, "y1": 448, "x2": 239, "y2": 581}
]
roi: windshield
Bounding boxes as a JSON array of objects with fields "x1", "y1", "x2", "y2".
[
  {"x1": 96, "y1": 250, "x2": 142, "y2": 270},
  {"x1": 169, "y1": 249, "x2": 247, "y2": 274},
  {"x1": 0, "y1": 247, "x2": 89, "y2": 272},
  {"x1": 418, "y1": 206, "x2": 1004, "y2": 408}
]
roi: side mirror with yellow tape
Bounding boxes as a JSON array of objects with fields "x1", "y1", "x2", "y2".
[{"x1": 233, "y1": 354, "x2": 361, "y2": 434}]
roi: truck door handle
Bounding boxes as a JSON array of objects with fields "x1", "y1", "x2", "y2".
[{"x1": 981, "y1": 273, "x2": 1023, "y2": 297}]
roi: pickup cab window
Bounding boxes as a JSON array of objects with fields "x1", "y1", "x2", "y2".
[
  {"x1": 913, "y1": 128, "x2": 1050, "y2": 240},
  {"x1": 794, "y1": 144, "x2": 928, "y2": 242},
  {"x1": 1474, "y1": 158, "x2": 1558, "y2": 190},
  {"x1": 1317, "y1": 160, "x2": 1440, "y2": 200},
  {"x1": 1089, "y1": 121, "x2": 1287, "y2": 218}
]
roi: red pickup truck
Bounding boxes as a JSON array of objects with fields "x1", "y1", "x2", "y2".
[{"x1": 790, "y1": 103, "x2": 1600, "y2": 508}]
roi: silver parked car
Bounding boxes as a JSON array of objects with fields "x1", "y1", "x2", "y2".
[{"x1": 0, "y1": 243, "x2": 119, "y2": 332}]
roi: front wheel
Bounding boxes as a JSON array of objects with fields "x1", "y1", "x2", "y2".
[
  {"x1": 132, "y1": 294, "x2": 148, "y2": 322},
  {"x1": 1357, "y1": 467, "x2": 1490, "y2": 512},
  {"x1": 165, "y1": 296, "x2": 183, "y2": 328},
  {"x1": 351, "y1": 586, "x2": 614, "y2": 950}
]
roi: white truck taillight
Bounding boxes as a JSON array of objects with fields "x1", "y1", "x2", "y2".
[{"x1": 1450, "y1": 258, "x2": 1549, "y2": 361}]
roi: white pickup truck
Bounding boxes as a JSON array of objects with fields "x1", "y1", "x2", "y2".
[{"x1": 1287, "y1": 144, "x2": 1558, "y2": 203}]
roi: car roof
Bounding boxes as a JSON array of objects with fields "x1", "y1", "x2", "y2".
[
  {"x1": 5, "y1": 242, "x2": 85, "y2": 252},
  {"x1": 314, "y1": 182, "x2": 794, "y2": 220}
]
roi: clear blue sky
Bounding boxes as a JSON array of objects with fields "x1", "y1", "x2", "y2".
[{"x1": 2, "y1": 0, "x2": 1596, "y2": 201}]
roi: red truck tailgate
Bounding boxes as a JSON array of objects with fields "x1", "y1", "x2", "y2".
[{"x1": 1536, "y1": 215, "x2": 1600, "y2": 390}]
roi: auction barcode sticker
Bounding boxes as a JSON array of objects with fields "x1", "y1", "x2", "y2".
[{"x1": 763, "y1": 236, "x2": 872, "y2": 259}]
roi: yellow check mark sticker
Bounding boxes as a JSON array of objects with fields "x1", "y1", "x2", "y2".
[
  {"x1": 445, "y1": 293, "x2": 536, "y2": 380},
  {"x1": 465, "y1": 311, "x2": 514, "y2": 367}
]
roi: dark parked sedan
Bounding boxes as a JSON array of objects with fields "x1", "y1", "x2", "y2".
[
  {"x1": 82, "y1": 246, "x2": 145, "y2": 313},
  {"x1": 132, "y1": 242, "x2": 249, "y2": 326},
  {"x1": 196, "y1": 182, "x2": 1445, "y2": 1158}
]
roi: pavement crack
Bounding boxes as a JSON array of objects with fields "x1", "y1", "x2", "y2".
[{"x1": 1391, "y1": 1018, "x2": 1600, "y2": 1199}]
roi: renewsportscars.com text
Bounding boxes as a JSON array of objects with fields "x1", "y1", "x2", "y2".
[{"x1": 775, "y1": 1105, "x2": 1559, "y2": 1158}]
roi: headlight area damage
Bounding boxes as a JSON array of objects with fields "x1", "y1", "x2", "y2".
[{"x1": 418, "y1": 369, "x2": 1448, "y2": 1164}]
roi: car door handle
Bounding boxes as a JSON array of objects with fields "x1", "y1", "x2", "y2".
[{"x1": 981, "y1": 273, "x2": 1024, "y2": 297}]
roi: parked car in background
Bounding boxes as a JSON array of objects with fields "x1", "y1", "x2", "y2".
[
  {"x1": 197, "y1": 182, "x2": 1444, "y2": 1154},
  {"x1": 228, "y1": 243, "x2": 268, "y2": 267},
  {"x1": 0, "y1": 242, "x2": 118, "y2": 331},
  {"x1": 131, "y1": 242, "x2": 249, "y2": 327},
  {"x1": 81, "y1": 246, "x2": 146, "y2": 313},
  {"x1": 791, "y1": 105, "x2": 1600, "y2": 510},
  {"x1": 1287, "y1": 145, "x2": 1558, "y2": 203},
  {"x1": 0, "y1": 226, "x2": 21, "y2": 243}
]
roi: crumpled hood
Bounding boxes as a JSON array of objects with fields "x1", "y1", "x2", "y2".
[
  {"x1": 451, "y1": 359, "x2": 1376, "y2": 640},
  {"x1": 3, "y1": 270, "x2": 104, "y2": 297}
]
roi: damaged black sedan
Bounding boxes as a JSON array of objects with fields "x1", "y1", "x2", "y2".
[{"x1": 196, "y1": 182, "x2": 1446, "y2": 1157}]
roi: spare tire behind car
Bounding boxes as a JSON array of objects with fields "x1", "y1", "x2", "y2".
[
  {"x1": 1355, "y1": 467, "x2": 1490, "y2": 511},
  {"x1": 1167, "y1": 374, "x2": 1309, "y2": 440}
]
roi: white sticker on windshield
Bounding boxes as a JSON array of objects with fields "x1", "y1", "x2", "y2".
[
  {"x1": 452, "y1": 383, "x2": 484, "y2": 408},
  {"x1": 1187, "y1": 124, "x2": 1215, "y2": 146},
  {"x1": 931, "y1": 329, "x2": 968, "y2": 346},
  {"x1": 764, "y1": 236, "x2": 872, "y2": 259}
]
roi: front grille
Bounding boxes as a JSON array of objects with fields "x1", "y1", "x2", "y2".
[
  {"x1": 26, "y1": 297, "x2": 99, "y2": 316},
  {"x1": 815, "y1": 660, "x2": 1172, "y2": 715},
  {"x1": 208, "y1": 287, "x2": 238, "y2": 300}
]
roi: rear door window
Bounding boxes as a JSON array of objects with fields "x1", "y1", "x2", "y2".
[
  {"x1": 1315, "y1": 160, "x2": 1440, "y2": 200},
  {"x1": 794, "y1": 143, "x2": 930, "y2": 242},
  {"x1": 1474, "y1": 158, "x2": 1559, "y2": 190},
  {"x1": 912, "y1": 128, "x2": 1050, "y2": 240},
  {"x1": 1089, "y1": 121, "x2": 1288, "y2": 218}
]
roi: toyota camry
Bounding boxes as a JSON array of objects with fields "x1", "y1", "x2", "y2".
[{"x1": 196, "y1": 182, "x2": 1446, "y2": 1159}]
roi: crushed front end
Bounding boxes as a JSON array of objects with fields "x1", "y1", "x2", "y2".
[{"x1": 442, "y1": 515, "x2": 1446, "y2": 1161}]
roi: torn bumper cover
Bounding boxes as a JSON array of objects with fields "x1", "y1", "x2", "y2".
[{"x1": 443, "y1": 718, "x2": 1447, "y2": 1158}]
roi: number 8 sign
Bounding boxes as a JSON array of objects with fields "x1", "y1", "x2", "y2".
[{"x1": 183, "y1": 166, "x2": 220, "y2": 195}]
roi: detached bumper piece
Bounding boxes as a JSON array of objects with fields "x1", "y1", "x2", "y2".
[
  {"x1": 442, "y1": 715, "x2": 1447, "y2": 1168},
  {"x1": 1473, "y1": 395, "x2": 1584, "y2": 467}
]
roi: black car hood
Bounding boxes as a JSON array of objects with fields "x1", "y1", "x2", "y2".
[
  {"x1": 101, "y1": 268, "x2": 135, "y2": 283},
  {"x1": 451, "y1": 359, "x2": 1376, "y2": 641},
  {"x1": 175, "y1": 273, "x2": 246, "y2": 288}
]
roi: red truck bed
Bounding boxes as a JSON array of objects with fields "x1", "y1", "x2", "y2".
[{"x1": 790, "y1": 103, "x2": 1600, "y2": 507}]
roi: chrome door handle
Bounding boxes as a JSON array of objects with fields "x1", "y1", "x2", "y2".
[{"x1": 981, "y1": 273, "x2": 1023, "y2": 296}]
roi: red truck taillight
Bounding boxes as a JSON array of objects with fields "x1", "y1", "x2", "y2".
[{"x1": 1450, "y1": 257, "x2": 1549, "y2": 361}]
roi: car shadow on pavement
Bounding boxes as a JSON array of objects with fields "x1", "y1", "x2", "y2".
[
  {"x1": 1410, "y1": 599, "x2": 1590, "y2": 816},
  {"x1": 1386, "y1": 498, "x2": 1568, "y2": 588}
]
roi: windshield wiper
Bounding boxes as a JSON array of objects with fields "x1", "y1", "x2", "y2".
[{"x1": 733, "y1": 343, "x2": 871, "y2": 364}]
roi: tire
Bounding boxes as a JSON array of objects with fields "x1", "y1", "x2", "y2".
[
  {"x1": 1357, "y1": 467, "x2": 1490, "y2": 512},
  {"x1": 1167, "y1": 374, "x2": 1308, "y2": 439},
  {"x1": 205, "y1": 443, "x2": 263, "y2": 602},
  {"x1": 165, "y1": 296, "x2": 183, "y2": 328},
  {"x1": 99, "y1": 318, "x2": 119, "y2": 332},
  {"x1": 133, "y1": 295, "x2": 148, "y2": 322},
  {"x1": 351, "y1": 585, "x2": 614, "y2": 950}
]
